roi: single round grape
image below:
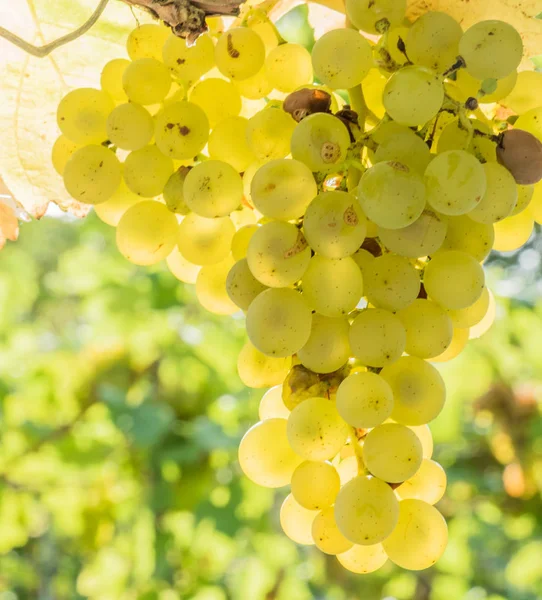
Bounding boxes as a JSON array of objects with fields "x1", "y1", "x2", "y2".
[
  {"x1": 189, "y1": 78, "x2": 241, "y2": 127},
  {"x1": 352, "y1": 248, "x2": 376, "y2": 273},
  {"x1": 493, "y1": 210, "x2": 534, "y2": 252},
  {"x1": 124, "y1": 145, "x2": 173, "y2": 197},
  {"x1": 196, "y1": 256, "x2": 239, "y2": 315},
  {"x1": 123, "y1": 58, "x2": 171, "y2": 105},
  {"x1": 373, "y1": 127, "x2": 432, "y2": 176},
  {"x1": 93, "y1": 180, "x2": 141, "y2": 226},
  {"x1": 177, "y1": 213, "x2": 235, "y2": 266},
  {"x1": 410, "y1": 425, "x2": 434, "y2": 459},
  {"x1": 231, "y1": 224, "x2": 258, "y2": 261},
  {"x1": 251, "y1": 159, "x2": 317, "y2": 221},
  {"x1": 398, "y1": 298, "x2": 453, "y2": 359},
  {"x1": 162, "y1": 33, "x2": 215, "y2": 85},
  {"x1": 127, "y1": 24, "x2": 169, "y2": 60},
  {"x1": 208, "y1": 116, "x2": 256, "y2": 173},
  {"x1": 383, "y1": 66, "x2": 444, "y2": 127},
  {"x1": 280, "y1": 494, "x2": 318, "y2": 545},
  {"x1": 237, "y1": 340, "x2": 291, "y2": 388},
  {"x1": 301, "y1": 255, "x2": 363, "y2": 318},
  {"x1": 358, "y1": 162, "x2": 426, "y2": 229},
  {"x1": 303, "y1": 191, "x2": 367, "y2": 259},
  {"x1": 381, "y1": 356, "x2": 446, "y2": 426},
  {"x1": 57, "y1": 88, "x2": 114, "y2": 144},
  {"x1": 100, "y1": 59, "x2": 130, "y2": 103},
  {"x1": 163, "y1": 167, "x2": 190, "y2": 215},
  {"x1": 459, "y1": 20, "x2": 523, "y2": 81},
  {"x1": 363, "y1": 254, "x2": 420, "y2": 312},
  {"x1": 246, "y1": 221, "x2": 311, "y2": 287},
  {"x1": 238, "y1": 419, "x2": 302, "y2": 488},
  {"x1": 435, "y1": 118, "x2": 496, "y2": 163},
  {"x1": 106, "y1": 102, "x2": 153, "y2": 151},
  {"x1": 116, "y1": 200, "x2": 178, "y2": 265},
  {"x1": 234, "y1": 66, "x2": 273, "y2": 100},
  {"x1": 63, "y1": 145, "x2": 121, "y2": 205},
  {"x1": 424, "y1": 250, "x2": 485, "y2": 310},
  {"x1": 290, "y1": 113, "x2": 351, "y2": 172},
  {"x1": 246, "y1": 107, "x2": 296, "y2": 161},
  {"x1": 287, "y1": 397, "x2": 349, "y2": 461},
  {"x1": 469, "y1": 162, "x2": 518, "y2": 223},
  {"x1": 246, "y1": 287, "x2": 312, "y2": 357},
  {"x1": 311, "y1": 29, "x2": 372, "y2": 90},
  {"x1": 337, "y1": 543, "x2": 388, "y2": 574},
  {"x1": 431, "y1": 327, "x2": 469, "y2": 362},
  {"x1": 215, "y1": 27, "x2": 265, "y2": 80},
  {"x1": 265, "y1": 43, "x2": 313, "y2": 92},
  {"x1": 166, "y1": 246, "x2": 201, "y2": 284},
  {"x1": 511, "y1": 185, "x2": 534, "y2": 216},
  {"x1": 502, "y1": 71, "x2": 542, "y2": 115},
  {"x1": 349, "y1": 308, "x2": 406, "y2": 367},
  {"x1": 397, "y1": 459, "x2": 447, "y2": 504},
  {"x1": 469, "y1": 289, "x2": 496, "y2": 339},
  {"x1": 336, "y1": 372, "x2": 394, "y2": 429},
  {"x1": 425, "y1": 150, "x2": 487, "y2": 216},
  {"x1": 345, "y1": 0, "x2": 406, "y2": 34},
  {"x1": 378, "y1": 211, "x2": 447, "y2": 258},
  {"x1": 363, "y1": 423, "x2": 423, "y2": 483},
  {"x1": 51, "y1": 135, "x2": 80, "y2": 176},
  {"x1": 437, "y1": 215, "x2": 494, "y2": 262},
  {"x1": 313, "y1": 507, "x2": 354, "y2": 555},
  {"x1": 246, "y1": 11, "x2": 279, "y2": 52},
  {"x1": 226, "y1": 258, "x2": 267, "y2": 311},
  {"x1": 154, "y1": 101, "x2": 209, "y2": 160},
  {"x1": 258, "y1": 385, "x2": 289, "y2": 420},
  {"x1": 383, "y1": 499, "x2": 448, "y2": 570},
  {"x1": 334, "y1": 476, "x2": 399, "y2": 545},
  {"x1": 446, "y1": 286, "x2": 490, "y2": 328},
  {"x1": 298, "y1": 315, "x2": 351, "y2": 374},
  {"x1": 291, "y1": 461, "x2": 340, "y2": 510},
  {"x1": 455, "y1": 69, "x2": 517, "y2": 104}
]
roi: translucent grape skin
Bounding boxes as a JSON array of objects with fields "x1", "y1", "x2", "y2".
[
  {"x1": 280, "y1": 494, "x2": 318, "y2": 545},
  {"x1": 246, "y1": 108, "x2": 297, "y2": 161},
  {"x1": 106, "y1": 102, "x2": 154, "y2": 151},
  {"x1": 215, "y1": 27, "x2": 266, "y2": 81},
  {"x1": 468, "y1": 162, "x2": 518, "y2": 223},
  {"x1": 208, "y1": 116, "x2": 256, "y2": 173},
  {"x1": 122, "y1": 58, "x2": 171, "y2": 105},
  {"x1": 258, "y1": 385, "x2": 289, "y2": 420},
  {"x1": 196, "y1": 257, "x2": 238, "y2": 316},
  {"x1": 226, "y1": 258, "x2": 267, "y2": 311},
  {"x1": 126, "y1": 24, "x2": 170, "y2": 61},
  {"x1": 345, "y1": 0, "x2": 406, "y2": 34},
  {"x1": 100, "y1": 59, "x2": 130, "y2": 103},
  {"x1": 397, "y1": 458, "x2": 447, "y2": 504},
  {"x1": 154, "y1": 101, "x2": 209, "y2": 160},
  {"x1": 378, "y1": 210, "x2": 447, "y2": 258},
  {"x1": 265, "y1": 43, "x2": 313, "y2": 92},
  {"x1": 189, "y1": 78, "x2": 241, "y2": 127},
  {"x1": 237, "y1": 340, "x2": 291, "y2": 389},
  {"x1": 123, "y1": 145, "x2": 173, "y2": 198},
  {"x1": 438, "y1": 215, "x2": 494, "y2": 262},
  {"x1": 177, "y1": 214, "x2": 235, "y2": 266},
  {"x1": 297, "y1": 314, "x2": 351, "y2": 374},
  {"x1": 312, "y1": 507, "x2": 354, "y2": 555},
  {"x1": 337, "y1": 543, "x2": 388, "y2": 574},
  {"x1": 57, "y1": 88, "x2": 114, "y2": 145},
  {"x1": 291, "y1": 461, "x2": 340, "y2": 510}
]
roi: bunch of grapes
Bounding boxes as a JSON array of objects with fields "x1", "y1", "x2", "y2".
[{"x1": 52, "y1": 0, "x2": 542, "y2": 574}]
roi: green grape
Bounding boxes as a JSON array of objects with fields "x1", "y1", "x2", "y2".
[
  {"x1": 106, "y1": 102, "x2": 153, "y2": 151},
  {"x1": 446, "y1": 286, "x2": 489, "y2": 328},
  {"x1": 177, "y1": 213, "x2": 235, "y2": 265},
  {"x1": 183, "y1": 160, "x2": 243, "y2": 218},
  {"x1": 127, "y1": 24, "x2": 170, "y2": 60},
  {"x1": 385, "y1": 26, "x2": 410, "y2": 66},
  {"x1": 345, "y1": 0, "x2": 406, "y2": 34},
  {"x1": 246, "y1": 11, "x2": 279, "y2": 53},
  {"x1": 511, "y1": 185, "x2": 534, "y2": 216},
  {"x1": 364, "y1": 254, "x2": 420, "y2": 312},
  {"x1": 406, "y1": 11, "x2": 463, "y2": 73},
  {"x1": 336, "y1": 372, "x2": 394, "y2": 429},
  {"x1": 116, "y1": 200, "x2": 178, "y2": 265},
  {"x1": 352, "y1": 248, "x2": 376, "y2": 273},
  {"x1": 189, "y1": 78, "x2": 242, "y2": 127},
  {"x1": 398, "y1": 299, "x2": 453, "y2": 359},
  {"x1": 246, "y1": 221, "x2": 310, "y2": 287},
  {"x1": 291, "y1": 461, "x2": 340, "y2": 510},
  {"x1": 334, "y1": 475, "x2": 399, "y2": 545},
  {"x1": 469, "y1": 289, "x2": 496, "y2": 339},
  {"x1": 424, "y1": 150, "x2": 487, "y2": 216},
  {"x1": 163, "y1": 167, "x2": 190, "y2": 215},
  {"x1": 313, "y1": 507, "x2": 354, "y2": 555},
  {"x1": 226, "y1": 258, "x2": 267, "y2": 311},
  {"x1": 124, "y1": 145, "x2": 173, "y2": 197},
  {"x1": 459, "y1": 20, "x2": 523, "y2": 81},
  {"x1": 424, "y1": 250, "x2": 485, "y2": 310},
  {"x1": 502, "y1": 71, "x2": 542, "y2": 114},
  {"x1": 455, "y1": 69, "x2": 517, "y2": 103},
  {"x1": 94, "y1": 180, "x2": 141, "y2": 227},
  {"x1": 234, "y1": 66, "x2": 273, "y2": 100},
  {"x1": 258, "y1": 385, "x2": 290, "y2": 420},
  {"x1": 382, "y1": 499, "x2": 448, "y2": 570},
  {"x1": 231, "y1": 224, "x2": 258, "y2": 261},
  {"x1": 431, "y1": 326, "x2": 469, "y2": 362},
  {"x1": 362, "y1": 70, "x2": 387, "y2": 121},
  {"x1": 363, "y1": 423, "x2": 423, "y2": 483},
  {"x1": 337, "y1": 543, "x2": 388, "y2": 574},
  {"x1": 280, "y1": 494, "x2": 318, "y2": 545},
  {"x1": 298, "y1": 315, "x2": 351, "y2": 374},
  {"x1": 51, "y1": 135, "x2": 80, "y2": 175},
  {"x1": 468, "y1": 162, "x2": 518, "y2": 223},
  {"x1": 409, "y1": 425, "x2": 433, "y2": 459},
  {"x1": 291, "y1": 113, "x2": 351, "y2": 172},
  {"x1": 493, "y1": 210, "x2": 534, "y2": 252},
  {"x1": 123, "y1": 58, "x2": 171, "y2": 105},
  {"x1": 301, "y1": 256, "x2": 363, "y2": 318},
  {"x1": 383, "y1": 66, "x2": 444, "y2": 127},
  {"x1": 311, "y1": 29, "x2": 372, "y2": 90},
  {"x1": 215, "y1": 27, "x2": 265, "y2": 80},
  {"x1": 162, "y1": 33, "x2": 215, "y2": 86},
  {"x1": 100, "y1": 59, "x2": 130, "y2": 103},
  {"x1": 57, "y1": 88, "x2": 114, "y2": 144},
  {"x1": 397, "y1": 459, "x2": 447, "y2": 504},
  {"x1": 287, "y1": 397, "x2": 349, "y2": 461},
  {"x1": 437, "y1": 215, "x2": 494, "y2": 262},
  {"x1": 349, "y1": 308, "x2": 406, "y2": 367},
  {"x1": 63, "y1": 145, "x2": 121, "y2": 205},
  {"x1": 246, "y1": 287, "x2": 312, "y2": 357},
  {"x1": 166, "y1": 246, "x2": 201, "y2": 284},
  {"x1": 196, "y1": 257, "x2": 238, "y2": 315},
  {"x1": 435, "y1": 118, "x2": 496, "y2": 163},
  {"x1": 358, "y1": 162, "x2": 426, "y2": 229},
  {"x1": 337, "y1": 456, "x2": 359, "y2": 486},
  {"x1": 303, "y1": 191, "x2": 367, "y2": 259},
  {"x1": 246, "y1": 107, "x2": 296, "y2": 161},
  {"x1": 265, "y1": 43, "x2": 313, "y2": 92},
  {"x1": 238, "y1": 419, "x2": 302, "y2": 487},
  {"x1": 514, "y1": 107, "x2": 542, "y2": 142},
  {"x1": 208, "y1": 116, "x2": 257, "y2": 172},
  {"x1": 373, "y1": 128, "x2": 432, "y2": 176},
  {"x1": 378, "y1": 210, "x2": 447, "y2": 258},
  {"x1": 251, "y1": 159, "x2": 317, "y2": 221},
  {"x1": 154, "y1": 101, "x2": 209, "y2": 159},
  {"x1": 381, "y1": 356, "x2": 446, "y2": 425},
  {"x1": 237, "y1": 340, "x2": 291, "y2": 388}
]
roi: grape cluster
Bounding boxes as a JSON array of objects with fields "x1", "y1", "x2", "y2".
[{"x1": 52, "y1": 1, "x2": 542, "y2": 574}]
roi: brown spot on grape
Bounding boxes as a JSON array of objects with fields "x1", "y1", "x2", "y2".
[
  {"x1": 166, "y1": 123, "x2": 175, "y2": 130},
  {"x1": 284, "y1": 230, "x2": 308, "y2": 258},
  {"x1": 344, "y1": 205, "x2": 359, "y2": 226},
  {"x1": 227, "y1": 33, "x2": 240, "y2": 58},
  {"x1": 176, "y1": 58, "x2": 186, "y2": 65},
  {"x1": 179, "y1": 125, "x2": 190, "y2": 136}
]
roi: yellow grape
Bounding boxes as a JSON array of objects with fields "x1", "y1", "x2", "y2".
[
  {"x1": 177, "y1": 213, "x2": 235, "y2": 265},
  {"x1": 234, "y1": 66, "x2": 273, "y2": 100},
  {"x1": 122, "y1": 58, "x2": 171, "y2": 105},
  {"x1": 51, "y1": 135, "x2": 80, "y2": 176},
  {"x1": 511, "y1": 185, "x2": 534, "y2": 216},
  {"x1": 258, "y1": 385, "x2": 289, "y2": 420},
  {"x1": 385, "y1": 26, "x2": 410, "y2": 66},
  {"x1": 345, "y1": 0, "x2": 406, "y2": 34},
  {"x1": 298, "y1": 314, "x2": 351, "y2": 374},
  {"x1": 502, "y1": 71, "x2": 542, "y2": 114},
  {"x1": 337, "y1": 543, "x2": 388, "y2": 574},
  {"x1": 373, "y1": 127, "x2": 432, "y2": 176},
  {"x1": 397, "y1": 459, "x2": 447, "y2": 504},
  {"x1": 208, "y1": 116, "x2": 257, "y2": 172},
  {"x1": 361, "y1": 69, "x2": 387, "y2": 119},
  {"x1": 196, "y1": 257, "x2": 238, "y2": 315},
  {"x1": 245, "y1": 11, "x2": 278, "y2": 52},
  {"x1": 166, "y1": 246, "x2": 201, "y2": 284},
  {"x1": 265, "y1": 43, "x2": 313, "y2": 92},
  {"x1": 430, "y1": 326, "x2": 469, "y2": 363},
  {"x1": 238, "y1": 419, "x2": 302, "y2": 487},
  {"x1": 162, "y1": 33, "x2": 215, "y2": 86},
  {"x1": 352, "y1": 248, "x2": 375, "y2": 273},
  {"x1": 493, "y1": 210, "x2": 535, "y2": 252},
  {"x1": 189, "y1": 78, "x2": 242, "y2": 127},
  {"x1": 455, "y1": 69, "x2": 517, "y2": 103},
  {"x1": 469, "y1": 290, "x2": 496, "y2": 339},
  {"x1": 246, "y1": 107, "x2": 296, "y2": 161},
  {"x1": 154, "y1": 101, "x2": 209, "y2": 160},
  {"x1": 163, "y1": 167, "x2": 190, "y2": 215},
  {"x1": 435, "y1": 118, "x2": 496, "y2": 163},
  {"x1": 237, "y1": 340, "x2": 291, "y2": 388},
  {"x1": 446, "y1": 286, "x2": 490, "y2": 328},
  {"x1": 123, "y1": 145, "x2": 173, "y2": 197},
  {"x1": 106, "y1": 102, "x2": 154, "y2": 151},
  {"x1": 364, "y1": 254, "x2": 420, "y2": 311},
  {"x1": 94, "y1": 180, "x2": 141, "y2": 227},
  {"x1": 215, "y1": 27, "x2": 266, "y2": 80},
  {"x1": 231, "y1": 225, "x2": 259, "y2": 261},
  {"x1": 409, "y1": 425, "x2": 433, "y2": 459},
  {"x1": 468, "y1": 162, "x2": 518, "y2": 224},
  {"x1": 226, "y1": 258, "x2": 267, "y2": 311},
  {"x1": 100, "y1": 59, "x2": 130, "y2": 103},
  {"x1": 378, "y1": 210, "x2": 447, "y2": 258},
  {"x1": 437, "y1": 215, "x2": 494, "y2": 262},
  {"x1": 291, "y1": 461, "x2": 340, "y2": 510},
  {"x1": 57, "y1": 88, "x2": 114, "y2": 144},
  {"x1": 126, "y1": 24, "x2": 169, "y2": 61},
  {"x1": 337, "y1": 456, "x2": 359, "y2": 486},
  {"x1": 313, "y1": 507, "x2": 354, "y2": 555},
  {"x1": 279, "y1": 494, "x2": 318, "y2": 545}
]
